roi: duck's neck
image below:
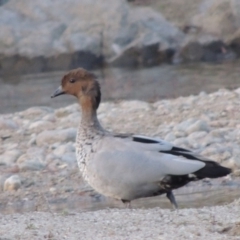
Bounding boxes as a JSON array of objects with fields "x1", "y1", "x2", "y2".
[{"x1": 79, "y1": 96, "x2": 103, "y2": 133}]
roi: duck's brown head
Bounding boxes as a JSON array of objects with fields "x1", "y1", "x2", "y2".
[{"x1": 51, "y1": 68, "x2": 101, "y2": 109}]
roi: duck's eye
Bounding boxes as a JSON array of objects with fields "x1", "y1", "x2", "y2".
[{"x1": 69, "y1": 78, "x2": 76, "y2": 83}]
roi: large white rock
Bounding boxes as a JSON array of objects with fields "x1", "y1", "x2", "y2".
[
  {"x1": 0, "y1": 0, "x2": 184, "y2": 59},
  {"x1": 192, "y1": 0, "x2": 240, "y2": 40}
]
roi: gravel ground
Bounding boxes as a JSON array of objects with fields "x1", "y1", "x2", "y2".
[{"x1": 0, "y1": 199, "x2": 239, "y2": 240}]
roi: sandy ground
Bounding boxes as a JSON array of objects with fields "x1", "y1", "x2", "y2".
[{"x1": 0, "y1": 199, "x2": 239, "y2": 240}]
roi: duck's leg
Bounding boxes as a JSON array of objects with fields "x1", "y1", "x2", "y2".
[
  {"x1": 166, "y1": 191, "x2": 178, "y2": 209},
  {"x1": 122, "y1": 199, "x2": 131, "y2": 209}
]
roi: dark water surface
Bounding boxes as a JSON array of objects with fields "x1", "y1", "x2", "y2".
[{"x1": 1, "y1": 61, "x2": 240, "y2": 114}]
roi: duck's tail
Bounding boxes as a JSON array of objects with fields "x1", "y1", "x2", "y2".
[{"x1": 193, "y1": 161, "x2": 231, "y2": 179}]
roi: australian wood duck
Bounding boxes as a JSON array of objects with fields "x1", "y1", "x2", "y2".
[{"x1": 51, "y1": 68, "x2": 231, "y2": 209}]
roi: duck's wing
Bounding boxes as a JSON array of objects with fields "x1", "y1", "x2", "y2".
[
  {"x1": 131, "y1": 135, "x2": 231, "y2": 178},
  {"x1": 91, "y1": 135, "x2": 230, "y2": 202},
  {"x1": 95, "y1": 136, "x2": 205, "y2": 180},
  {"x1": 132, "y1": 135, "x2": 191, "y2": 152}
]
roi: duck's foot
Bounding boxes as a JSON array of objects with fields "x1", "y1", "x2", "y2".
[{"x1": 166, "y1": 191, "x2": 178, "y2": 209}]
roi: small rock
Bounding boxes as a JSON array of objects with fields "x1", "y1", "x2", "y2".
[
  {"x1": 119, "y1": 101, "x2": 150, "y2": 111},
  {"x1": 201, "y1": 146, "x2": 220, "y2": 157},
  {"x1": 174, "y1": 131, "x2": 187, "y2": 138},
  {"x1": 61, "y1": 152, "x2": 76, "y2": 165},
  {"x1": 4, "y1": 175, "x2": 21, "y2": 191},
  {"x1": 55, "y1": 105, "x2": 78, "y2": 118},
  {"x1": 17, "y1": 147, "x2": 46, "y2": 164},
  {"x1": 175, "y1": 39, "x2": 204, "y2": 63},
  {"x1": 50, "y1": 142, "x2": 61, "y2": 150},
  {"x1": 188, "y1": 131, "x2": 208, "y2": 140},
  {"x1": 187, "y1": 131, "x2": 208, "y2": 148},
  {"x1": 164, "y1": 132, "x2": 175, "y2": 142},
  {"x1": 42, "y1": 113, "x2": 56, "y2": 122},
  {"x1": 27, "y1": 134, "x2": 37, "y2": 146},
  {"x1": 233, "y1": 169, "x2": 240, "y2": 176},
  {"x1": 0, "y1": 149, "x2": 22, "y2": 164},
  {"x1": 0, "y1": 118, "x2": 18, "y2": 130},
  {"x1": 200, "y1": 135, "x2": 223, "y2": 148},
  {"x1": 60, "y1": 112, "x2": 80, "y2": 126},
  {"x1": 28, "y1": 120, "x2": 54, "y2": 132},
  {"x1": 53, "y1": 143, "x2": 75, "y2": 156},
  {"x1": 36, "y1": 128, "x2": 77, "y2": 146},
  {"x1": 173, "y1": 137, "x2": 189, "y2": 148},
  {"x1": 210, "y1": 128, "x2": 231, "y2": 139},
  {"x1": 21, "y1": 107, "x2": 53, "y2": 120},
  {"x1": 227, "y1": 158, "x2": 237, "y2": 169},
  {"x1": 174, "y1": 118, "x2": 198, "y2": 132},
  {"x1": 49, "y1": 187, "x2": 56, "y2": 193},
  {"x1": 5, "y1": 143, "x2": 19, "y2": 150},
  {"x1": 186, "y1": 120, "x2": 210, "y2": 135},
  {"x1": 18, "y1": 161, "x2": 45, "y2": 171},
  {"x1": 45, "y1": 154, "x2": 58, "y2": 163},
  {"x1": 231, "y1": 148, "x2": 240, "y2": 167}
]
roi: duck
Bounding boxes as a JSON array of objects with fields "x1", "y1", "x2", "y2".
[{"x1": 51, "y1": 68, "x2": 232, "y2": 209}]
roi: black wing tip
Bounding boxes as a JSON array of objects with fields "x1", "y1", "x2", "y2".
[
  {"x1": 194, "y1": 165, "x2": 232, "y2": 179},
  {"x1": 171, "y1": 146, "x2": 191, "y2": 152},
  {"x1": 132, "y1": 136, "x2": 159, "y2": 144}
]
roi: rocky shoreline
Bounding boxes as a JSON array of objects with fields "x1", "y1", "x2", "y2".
[
  {"x1": 1, "y1": 0, "x2": 240, "y2": 76},
  {"x1": 0, "y1": 87, "x2": 240, "y2": 214},
  {"x1": 0, "y1": 88, "x2": 240, "y2": 238}
]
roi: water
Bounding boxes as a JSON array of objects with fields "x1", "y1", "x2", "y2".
[
  {"x1": 1, "y1": 183, "x2": 240, "y2": 214},
  {"x1": 1, "y1": 61, "x2": 240, "y2": 114}
]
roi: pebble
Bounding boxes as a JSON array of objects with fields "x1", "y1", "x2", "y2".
[
  {"x1": 28, "y1": 120, "x2": 54, "y2": 132},
  {"x1": 186, "y1": 120, "x2": 210, "y2": 135},
  {"x1": 18, "y1": 161, "x2": 45, "y2": 171},
  {"x1": 61, "y1": 152, "x2": 77, "y2": 165},
  {"x1": 119, "y1": 101, "x2": 151, "y2": 111},
  {"x1": 164, "y1": 132, "x2": 175, "y2": 142},
  {"x1": 54, "y1": 105, "x2": 79, "y2": 118},
  {"x1": 27, "y1": 134, "x2": 37, "y2": 146},
  {"x1": 3, "y1": 175, "x2": 21, "y2": 191},
  {"x1": 173, "y1": 131, "x2": 187, "y2": 138},
  {"x1": 187, "y1": 131, "x2": 207, "y2": 149},
  {"x1": 174, "y1": 118, "x2": 198, "y2": 132},
  {"x1": 21, "y1": 107, "x2": 53, "y2": 120},
  {"x1": 233, "y1": 169, "x2": 240, "y2": 176},
  {"x1": 231, "y1": 149, "x2": 240, "y2": 167},
  {"x1": 36, "y1": 128, "x2": 77, "y2": 146},
  {"x1": 59, "y1": 112, "x2": 80, "y2": 126},
  {"x1": 42, "y1": 113, "x2": 56, "y2": 122},
  {"x1": 17, "y1": 147, "x2": 46, "y2": 164},
  {"x1": 53, "y1": 143, "x2": 75, "y2": 156},
  {"x1": 0, "y1": 118, "x2": 18, "y2": 130},
  {"x1": 0, "y1": 149, "x2": 22, "y2": 165},
  {"x1": 45, "y1": 153, "x2": 58, "y2": 163},
  {"x1": 173, "y1": 137, "x2": 189, "y2": 148}
]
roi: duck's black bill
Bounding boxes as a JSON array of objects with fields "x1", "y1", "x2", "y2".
[{"x1": 51, "y1": 86, "x2": 65, "y2": 98}]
